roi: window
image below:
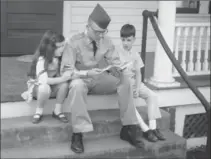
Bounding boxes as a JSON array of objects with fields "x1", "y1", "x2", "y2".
[{"x1": 176, "y1": 0, "x2": 200, "y2": 14}]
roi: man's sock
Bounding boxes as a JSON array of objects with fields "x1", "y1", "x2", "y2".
[
  {"x1": 135, "y1": 109, "x2": 150, "y2": 132},
  {"x1": 149, "y1": 120, "x2": 157, "y2": 130},
  {"x1": 54, "y1": 104, "x2": 62, "y2": 115}
]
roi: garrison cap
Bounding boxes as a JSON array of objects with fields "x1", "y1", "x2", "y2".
[{"x1": 89, "y1": 4, "x2": 111, "y2": 30}]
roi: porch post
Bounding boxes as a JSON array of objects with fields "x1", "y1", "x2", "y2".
[{"x1": 148, "y1": 1, "x2": 180, "y2": 87}]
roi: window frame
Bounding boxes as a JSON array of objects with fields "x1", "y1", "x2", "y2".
[{"x1": 176, "y1": 1, "x2": 200, "y2": 14}]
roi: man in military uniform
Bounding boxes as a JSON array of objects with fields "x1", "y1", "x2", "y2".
[{"x1": 61, "y1": 4, "x2": 143, "y2": 153}]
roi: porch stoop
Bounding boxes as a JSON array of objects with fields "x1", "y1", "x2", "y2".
[{"x1": 1, "y1": 107, "x2": 187, "y2": 159}]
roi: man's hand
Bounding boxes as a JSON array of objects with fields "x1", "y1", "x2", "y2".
[
  {"x1": 87, "y1": 68, "x2": 103, "y2": 78},
  {"x1": 109, "y1": 67, "x2": 122, "y2": 78}
]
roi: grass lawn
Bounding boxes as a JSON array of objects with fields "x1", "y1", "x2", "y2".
[{"x1": 1, "y1": 57, "x2": 31, "y2": 102}]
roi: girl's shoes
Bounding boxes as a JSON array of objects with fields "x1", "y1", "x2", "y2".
[
  {"x1": 32, "y1": 114, "x2": 43, "y2": 124},
  {"x1": 52, "y1": 112, "x2": 69, "y2": 123},
  {"x1": 32, "y1": 112, "x2": 68, "y2": 124}
]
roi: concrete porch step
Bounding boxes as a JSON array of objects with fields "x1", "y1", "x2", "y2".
[
  {"x1": 1, "y1": 132, "x2": 186, "y2": 159},
  {"x1": 1, "y1": 107, "x2": 170, "y2": 149},
  {"x1": 1, "y1": 135, "x2": 151, "y2": 159},
  {"x1": 2, "y1": 86, "x2": 210, "y2": 119},
  {"x1": 1, "y1": 93, "x2": 148, "y2": 119}
]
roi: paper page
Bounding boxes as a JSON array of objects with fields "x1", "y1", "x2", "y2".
[{"x1": 100, "y1": 62, "x2": 133, "y2": 73}]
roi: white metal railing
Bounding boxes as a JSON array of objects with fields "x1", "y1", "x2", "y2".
[{"x1": 173, "y1": 22, "x2": 210, "y2": 76}]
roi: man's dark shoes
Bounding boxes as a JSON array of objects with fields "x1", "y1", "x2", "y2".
[
  {"x1": 143, "y1": 130, "x2": 158, "y2": 142},
  {"x1": 120, "y1": 125, "x2": 144, "y2": 148},
  {"x1": 71, "y1": 133, "x2": 84, "y2": 153},
  {"x1": 153, "y1": 129, "x2": 166, "y2": 140}
]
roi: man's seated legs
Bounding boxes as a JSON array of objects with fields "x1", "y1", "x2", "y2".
[
  {"x1": 90, "y1": 72, "x2": 144, "y2": 148},
  {"x1": 67, "y1": 79, "x2": 93, "y2": 153},
  {"x1": 116, "y1": 72, "x2": 144, "y2": 148}
]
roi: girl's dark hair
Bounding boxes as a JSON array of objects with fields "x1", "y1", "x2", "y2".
[
  {"x1": 55, "y1": 34, "x2": 65, "y2": 75},
  {"x1": 27, "y1": 30, "x2": 65, "y2": 78},
  {"x1": 120, "y1": 24, "x2": 136, "y2": 38},
  {"x1": 56, "y1": 34, "x2": 65, "y2": 43}
]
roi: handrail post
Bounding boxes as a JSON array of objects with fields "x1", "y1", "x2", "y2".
[
  {"x1": 141, "y1": 10, "x2": 149, "y2": 82},
  {"x1": 146, "y1": 11, "x2": 210, "y2": 159},
  {"x1": 148, "y1": 13, "x2": 210, "y2": 112}
]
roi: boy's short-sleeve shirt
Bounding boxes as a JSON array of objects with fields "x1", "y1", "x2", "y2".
[{"x1": 116, "y1": 46, "x2": 144, "y2": 76}]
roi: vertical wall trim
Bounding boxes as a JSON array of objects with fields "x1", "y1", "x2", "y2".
[{"x1": 63, "y1": 1, "x2": 72, "y2": 38}]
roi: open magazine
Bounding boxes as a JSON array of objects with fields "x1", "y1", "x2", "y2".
[
  {"x1": 99, "y1": 62, "x2": 133, "y2": 73},
  {"x1": 64, "y1": 62, "x2": 133, "y2": 76}
]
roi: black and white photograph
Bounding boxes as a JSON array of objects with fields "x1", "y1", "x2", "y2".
[{"x1": 1, "y1": 0, "x2": 210, "y2": 158}]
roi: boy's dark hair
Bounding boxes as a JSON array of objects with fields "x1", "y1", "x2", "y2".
[{"x1": 120, "y1": 24, "x2": 136, "y2": 38}]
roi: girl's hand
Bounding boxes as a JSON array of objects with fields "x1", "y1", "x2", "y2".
[
  {"x1": 71, "y1": 71, "x2": 81, "y2": 79},
  {"x1": 133, "y1": 89, "x2": 139, "y2": 98},
  {"x1": 61, "y1": 72, "x2": 72, "y2": 81},
  {"x1": 133, "y1": 84, "x2": 139, "y2": 98}
]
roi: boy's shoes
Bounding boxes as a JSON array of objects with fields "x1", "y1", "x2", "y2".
[
  {"x1": 152, "y1": 129, "x2": 166, "y2": 140},
  {"x1": 32, "y1": 114, "x2": 43, "y2": 124},
  {"x1": 120, "y1": 125, "x2": 144, "y2": 148},
  {"x1": 52, "y1": 112, "x2": 69, "y2": 123},
  {"x1": 71, "y1": 133, "x2": 84, "y2": 153},
  {"x1": 143, "y1": 130, "x2": 158, "y2": 142}
]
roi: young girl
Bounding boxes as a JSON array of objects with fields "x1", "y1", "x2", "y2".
[{"x1": 23, "y1": 30, "x2": 71, "y2": 124}]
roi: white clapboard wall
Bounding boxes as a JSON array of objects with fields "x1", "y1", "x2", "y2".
[{"x1": 67, "y1": 1, "x2": 158, "y2": 53}]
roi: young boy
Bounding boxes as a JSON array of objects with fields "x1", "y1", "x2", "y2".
[{"x1": 117, "y1": 24, "x2": 166, "y2": 142}]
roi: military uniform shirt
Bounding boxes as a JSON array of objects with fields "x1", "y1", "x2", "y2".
[{"x1": 60, "y1": 32, "x2": 121, "y2": 76}]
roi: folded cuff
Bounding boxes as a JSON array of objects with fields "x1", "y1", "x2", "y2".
[{"x1": 73, "y1": 124, "x2": 94, "y2": 133}]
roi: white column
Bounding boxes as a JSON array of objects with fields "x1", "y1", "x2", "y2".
[
  {"x1": 199, "y1": 1, "x2": 209, "y2": 14},
  {"x1": 63, "y1": 1, "x2": 72, "y2": 39},
  {"x1": 148, "y1": 1, "x2": 180, "y2": 88}
]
